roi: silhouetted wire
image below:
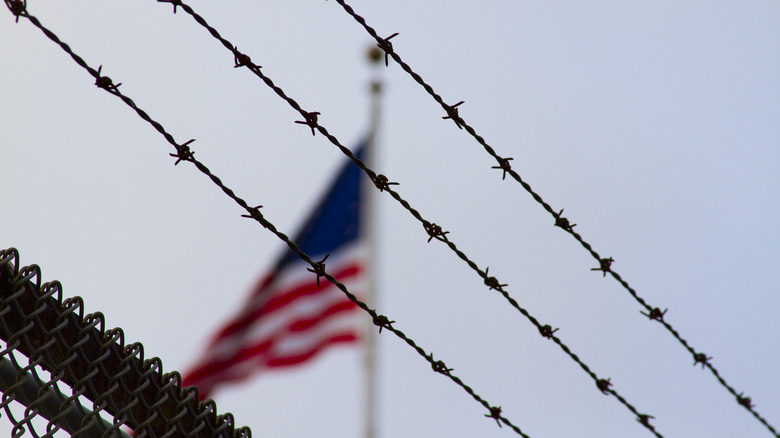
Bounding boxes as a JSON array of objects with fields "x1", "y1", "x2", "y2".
[
  {"x1": 4, "y1": 3, "x2": 532, "y2": 436},
  {"x1": 326, "y1": 0, "x2": 779, "y2": 435},
  {"x1": 153, "y1": 1, "x2": 665, "y2": 435}
]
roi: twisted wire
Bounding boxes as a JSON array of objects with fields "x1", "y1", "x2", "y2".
[
  {"x1": 153, "y1": 1, "x2": 663, "y2": 435},
  {"x1": 6, "y1": 6, "x2": 532, "y2": 436},
  {"x1": 327, "y1": 1, "x2": 779, "y2": 435}
]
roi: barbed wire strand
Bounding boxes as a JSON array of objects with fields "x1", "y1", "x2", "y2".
[
  {"x1": 4, "y1": 4, "x2": 534, "y2": 436},
  {"x1": 326, "y1": 1, "x2": 780, "y2": 435},
  {"x1": 153, "y1": 1, "x2": 664, "y2": 435}
]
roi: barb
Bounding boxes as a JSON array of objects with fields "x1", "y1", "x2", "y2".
[
  {"x1": 9, "y1": 6, "x2": 531, "y2": 436},
  {"x1": 6, "y1": 0, "x2": 26, "y2": 22},
  {"x1": 156, "y1": 2, "x2": 663, "y2": 435},
  {"x1": 327, "y1": 0, "x2": 779, "y2": 434}
]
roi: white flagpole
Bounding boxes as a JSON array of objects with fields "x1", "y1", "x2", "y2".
[{"x1": 364, "y1": 46, "x2": 383, "y2": 438}]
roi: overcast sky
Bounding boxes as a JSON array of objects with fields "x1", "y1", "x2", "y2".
[{"x1": 2, "y1": 1, "x2": 779, "y2": 437}]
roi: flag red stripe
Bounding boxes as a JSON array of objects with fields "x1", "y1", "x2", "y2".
[
  {"x1": 184, "y1": 294, "x2": 359, "y2": 385},
  {"x1": 287, "y1": 299, "x2": 358, "y2": 332},
  {"x1": 265, "y1": 333, "x2": 358, "y2": 368},
  {"x1": 192, "y1": 332, "x2": 358, "y2": 399},
  {"x1": 259, "y1": 264, "x2": 362, "y2": 317},
  {"x1": 189, "y1": 298, "x2": 358, "y2": 381},
  {"x1": 212, "y1": 263, "x2": 362, "y2": 343}
]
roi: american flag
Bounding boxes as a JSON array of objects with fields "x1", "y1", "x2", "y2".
[{"x1": 183, "y1": 142, "x2": 370, "y2": 399}]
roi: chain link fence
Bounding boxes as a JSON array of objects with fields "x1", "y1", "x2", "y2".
[{"x1": 0, "y1": 247, "x2": 251, "y2": 437}]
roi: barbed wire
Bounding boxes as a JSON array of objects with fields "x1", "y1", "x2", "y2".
[
  {"x1": 326, "y1": 0, "x2": 780, "y2": 435},
  {"x1": 2, "y1": 3, "x2": 533, "y2": 436},
  {"x1": 151, "y1": 1, "x2": 665, "y2": 435},
  {"x1": 3, "y1": 1, "x2": 667, "y2": 435}
]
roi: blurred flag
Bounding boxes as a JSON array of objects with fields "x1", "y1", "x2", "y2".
[{"x1": 183, "y1": 142, "x2": 370, "y2": 399}]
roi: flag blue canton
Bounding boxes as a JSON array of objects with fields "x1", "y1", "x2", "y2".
[{"x1": 278, "y1": 142, "x2": 367, "y2": 269}]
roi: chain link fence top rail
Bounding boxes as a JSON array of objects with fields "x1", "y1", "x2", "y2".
[{"x1": 0, "y1": 247, "x2": 251, "y2": 438}]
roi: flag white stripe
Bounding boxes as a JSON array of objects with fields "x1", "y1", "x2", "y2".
[
  {"x1": 191, "y1": 311, "x2": 361, "y2": 392},
  {"x1": 206, "y1": 275, "x2": 363, "y2": 360}
]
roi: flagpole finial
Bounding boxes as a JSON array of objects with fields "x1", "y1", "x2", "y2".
[
  {"x1": 367, "y1": 46, "x2": 383, "y2": 65},
  {"x1": 367, "y1": 46, "x2": 383, "y2": 97}
]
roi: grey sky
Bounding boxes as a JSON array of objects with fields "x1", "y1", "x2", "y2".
[{"x1": 1, "y1": 1, "x2": 779, "y2": 437}]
